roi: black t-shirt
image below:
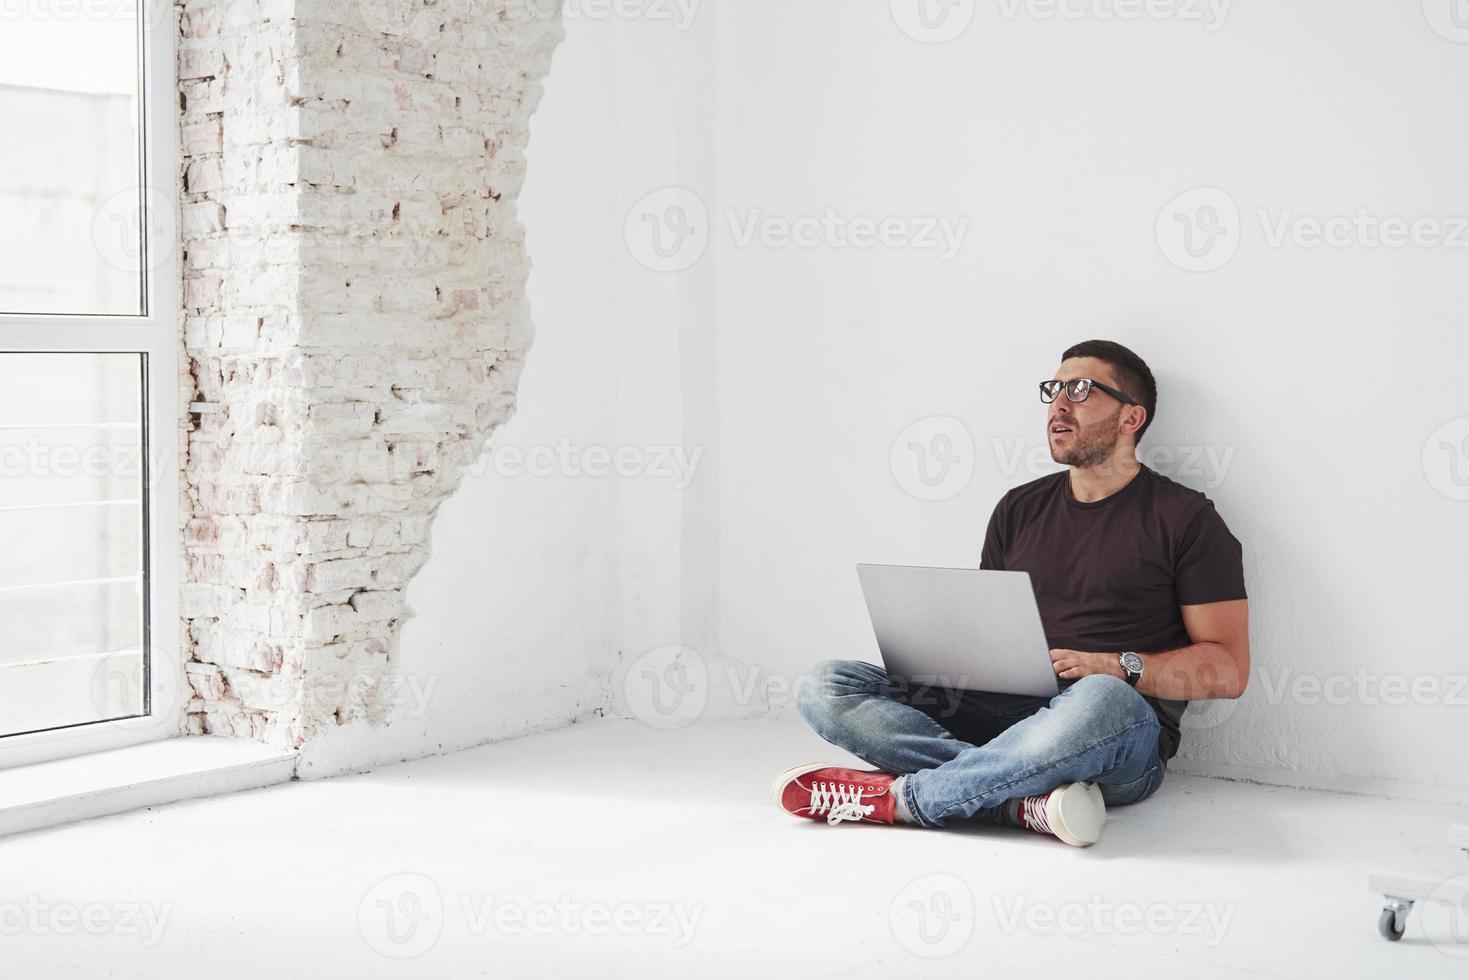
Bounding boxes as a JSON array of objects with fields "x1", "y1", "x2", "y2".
[{"x1": 979, "y1": 463, "x2": 1247, "y2": 763}]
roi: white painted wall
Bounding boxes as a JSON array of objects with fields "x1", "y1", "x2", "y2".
[
  {"x1": 352, "y1": 2, "x2": 1469, "y2": 796},
  {"x1": 707, "y1": 1, "x2": 1469, "y2": 796}
]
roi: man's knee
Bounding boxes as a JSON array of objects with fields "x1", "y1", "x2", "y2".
[
  {"x1": 1065, "y1": 673, "x2": 1158, "y2": 732},
  {"x1": 795, "y1": 659, "x2": 883, "y2": 729}
]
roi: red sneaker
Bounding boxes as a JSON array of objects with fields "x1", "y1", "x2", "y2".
[
  {"x1": 1014, "y1": 781, "x2": 1106, "y2": 846},
  {"x1": 771, "y1": 763, "x2": 899, "y2": 826}
]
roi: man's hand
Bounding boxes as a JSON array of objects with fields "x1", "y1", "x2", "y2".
[{"x1": 1050, "y1": 648, "x2": 1125, "y2": 681}]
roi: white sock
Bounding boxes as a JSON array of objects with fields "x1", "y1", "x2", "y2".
[{"x1": 892, "y1": 776, "x2": 918, "y2": 824}]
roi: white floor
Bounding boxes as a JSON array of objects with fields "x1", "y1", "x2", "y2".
[{"x1": 6, "y1": 716, "x2": 1468, "y2": 978}]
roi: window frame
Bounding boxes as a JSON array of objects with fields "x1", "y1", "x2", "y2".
[{"x1": 0, "y1": 0, "x2": 181, "y2": 770}]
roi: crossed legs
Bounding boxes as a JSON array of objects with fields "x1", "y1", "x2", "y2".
[{"x1": 794, "y1": 659, "x2": 1165, "y2": 828}]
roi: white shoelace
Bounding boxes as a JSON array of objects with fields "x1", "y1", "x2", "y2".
[
  {"x1": 1021, "y1": 794, "x2": 1053, "y2": 834},
  {"x1": 810, "y1": 782, "x2": 877, "y2": 825}
]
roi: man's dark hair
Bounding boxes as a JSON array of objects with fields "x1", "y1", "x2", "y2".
[{"x1": 1061, "y1": 339, "x2": 1157, "y2": 444}]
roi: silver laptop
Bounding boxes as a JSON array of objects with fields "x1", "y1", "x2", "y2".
[{"x1": 855, "y1": 564, "x2": 1061, "y2": 698}]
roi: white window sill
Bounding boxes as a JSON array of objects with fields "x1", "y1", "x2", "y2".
[{"x1": 0, "y1": 736, "x2": 296, "y2": 838}]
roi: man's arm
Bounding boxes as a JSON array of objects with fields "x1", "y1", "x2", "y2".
[{"x1": 1049, "y1": 598, "x2": 1250, "y2": 700}]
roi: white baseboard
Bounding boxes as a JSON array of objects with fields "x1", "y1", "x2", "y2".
[{"x1": 1165, "y1": 759, "x2": 1469, "y2": 806}]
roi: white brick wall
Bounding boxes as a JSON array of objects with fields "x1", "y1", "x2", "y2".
[{"x1": 176, "y1": 0, "x2": 564, "y2": 747}]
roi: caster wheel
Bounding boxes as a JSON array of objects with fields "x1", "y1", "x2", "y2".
[{"x1": 1379, "y1": 905, "x2": 1406, "y2": 942}]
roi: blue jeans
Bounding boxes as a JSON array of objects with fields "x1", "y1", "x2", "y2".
[{"x1": 795, "y1": 659, "x2": 1166, "y2": 828}]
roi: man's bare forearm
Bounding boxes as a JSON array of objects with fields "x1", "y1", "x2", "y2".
[
  {"x1": 1130, "y1": 642, "x2": 1247, "y2": 700},
  {"x1": 1050, "y1": 642, "x2": 1249, "y2": 700},
  {"x1": 1051, "y1": 600, "x2": 1251, "y2": 700}
]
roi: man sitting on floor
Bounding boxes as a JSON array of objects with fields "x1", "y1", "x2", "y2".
[{"x1": 772, "y1": 340, "x2": 1250, "y2": 846}]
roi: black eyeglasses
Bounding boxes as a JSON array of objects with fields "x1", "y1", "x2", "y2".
[{"x1": 1039, "y1": 378, "x2": 1139, "y2": 406}]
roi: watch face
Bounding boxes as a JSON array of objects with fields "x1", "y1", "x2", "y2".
[{"x1": 1121, "y1": 652, "x2": 1144, "y2": 673}]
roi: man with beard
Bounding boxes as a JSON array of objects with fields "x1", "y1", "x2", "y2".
[{"x1": 773, "y1": 340, "x2": 1250, "y2": 845}]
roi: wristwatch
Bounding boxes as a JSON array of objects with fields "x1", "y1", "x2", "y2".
[{"x1": 1119, "y1": 651, "x2": 1144, "y2": 687}]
